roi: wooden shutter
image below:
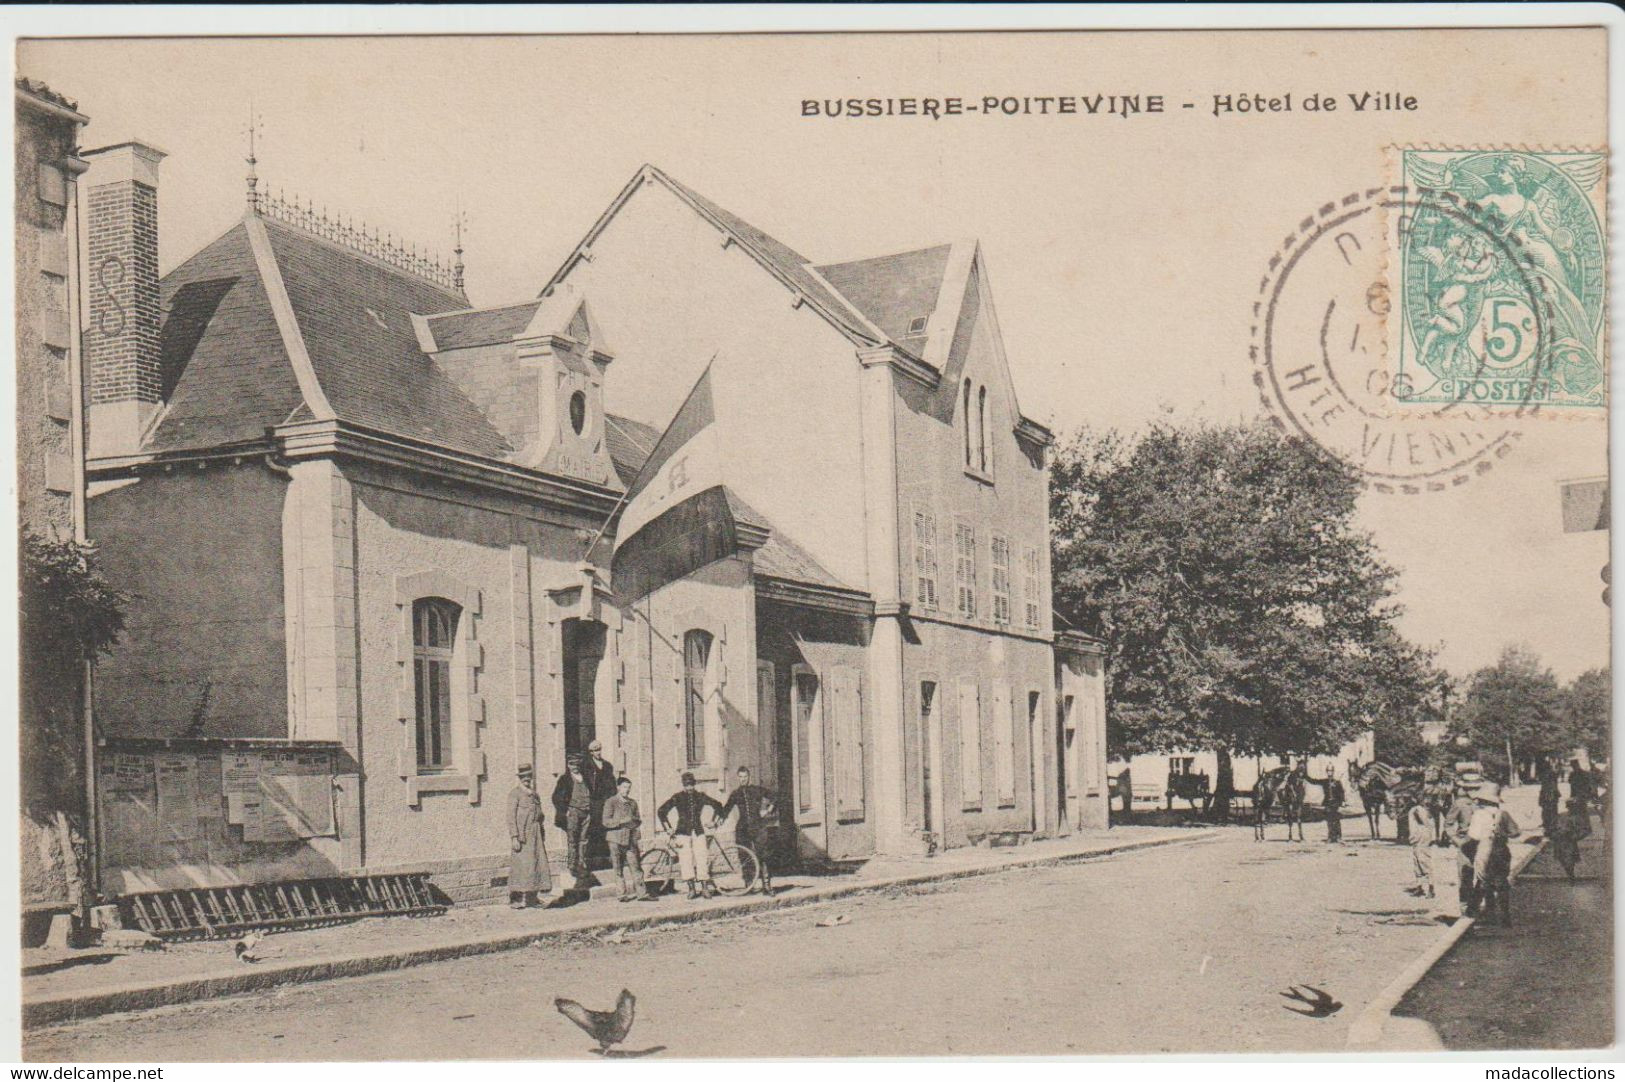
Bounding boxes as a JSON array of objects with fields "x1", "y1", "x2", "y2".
[
  {"x1": 993, "y1": 684, "x2": 1015, "y2": 806},
  {"x1": 833, "y1": 666, "x2": 865, "y2": 819},
  {"x1": 958, "y1": 679, "x2": 982, "y2": 810}
]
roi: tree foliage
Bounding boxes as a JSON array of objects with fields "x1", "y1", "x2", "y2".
[
  {"x1": 20, "y1": 529, "x2": 128, "y2": 818},
  {"x1": 1050, "y1": 420, "x2": 1441, "y2": 778},
  {"x1": 1452, "y1": 645, "x2": 1569, "y2": 779},
  {"x1": 1564, "y1": 667, "x2": 1611, "y2": 762}
]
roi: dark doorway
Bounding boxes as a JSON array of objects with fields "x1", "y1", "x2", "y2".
[{"x1": 562, "y1": 619, "x2": 606, "y2": 759}]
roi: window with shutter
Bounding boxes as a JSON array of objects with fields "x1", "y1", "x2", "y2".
[
  {"x1": 991, "y1": 535, "x2": 1011, "y2": 625},
  {"x1": 756, "y1": 661, "x2": 777, "y2": 788},
  {"x1": 914, "y1": 508, "x2": 939, "y2": 610},
  {"x1": 1022, "y1": 546, "x2": 1042, "y2": 629},
  {"x1": 958, "y1": 678, "x2": 982, "y2": 810},
  {"x1": 955, "y1": 522, "x2": 977, "y2": 619},
  {"x1": 993, "y1": 684, "x2": 1016, "y2": 806}
]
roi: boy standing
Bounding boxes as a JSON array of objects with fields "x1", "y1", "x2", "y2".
[
  {"x1": 659, "y1": 772, "x2": 725, "y2": 899},
  {"x1": 602, "y1": 776, "x2": 654, "y2": 901}
]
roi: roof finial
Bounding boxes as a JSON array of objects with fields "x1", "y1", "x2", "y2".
[
  {"x1": 452, "y1": 201, "x2": 468, "y2": 292},
  {"x1": 244, "y1": 101, "x2": 264, "y2": 211}
]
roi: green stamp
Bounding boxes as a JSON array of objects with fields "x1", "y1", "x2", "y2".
[{"x1": 1394, "y1": 149, "x2": 1606, "y2": 410}]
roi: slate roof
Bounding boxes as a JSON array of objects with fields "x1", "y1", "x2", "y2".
[
  {"x1": 426, "y1": 300, "x2": 542, "y2": 351},
  {"x1": 260, "y1": 219, "x2": 511, "y2": 458},
  {"x1": 814, "y1": 244, "x2": 953, "y2": 349},
  {"x1": 752, "y1": 520, "x2": 853, "y2": 592},
  {"x1": 146, "y1": 223, "x2": 303, "y2": 452},
  {"x1": 604, "y1": 413, "x2": 660, "y2": 487}
]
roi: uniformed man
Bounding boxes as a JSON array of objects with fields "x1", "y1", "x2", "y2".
[
  {"x1": 507, "y1": 765, "x2": 551, "y2": 909},
  {"x1": 1322, "y1": 769, "x2": 1345, "y2": 843},
  {"x1": 659, "y1": 772, "x2": 725, "y2": 899}
]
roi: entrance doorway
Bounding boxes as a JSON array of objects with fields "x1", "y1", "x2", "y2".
[{"x1": 561, "y1": 619, "x2": 606, "y2": 759}]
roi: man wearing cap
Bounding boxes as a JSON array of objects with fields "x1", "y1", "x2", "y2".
[
  {"x1": 659, "y1": 772, "x2": 725, "y2": 899},
  {"x1": 1467, "y1": 782, "x2": 1522, "y2": 926},
  {"x1": 721, "y1": 766, "x2": 779, "y2": 890},
  {"x1": 551, "y1": 755, "x2": 596, "y2": 884},
  {"x1": 507, "y1": 765, "x2": 551, "y2": 909}
]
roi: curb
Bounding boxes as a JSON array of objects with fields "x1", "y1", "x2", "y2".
[
  {"x1": 1345, "y1": 836, "x2": 1547, "y2": 1050},
  {"x1": 24, "y1": 829, "x2": 1215, "y2": 1029}
]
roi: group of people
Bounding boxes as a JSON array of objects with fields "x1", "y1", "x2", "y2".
[
  {"x1": 505, "y1": 746, "x2": 780, "y2": 909},
  {"x1": 1538, "y1": 759, "x2": 1607, "y2": 882}
]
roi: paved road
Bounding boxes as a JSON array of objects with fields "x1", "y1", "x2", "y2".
[{"x1": 28, "y1": 830, "x2": 1450, "y2": 1059}]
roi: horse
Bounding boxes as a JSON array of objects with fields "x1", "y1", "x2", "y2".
[
  {"x1": 1348, "y1": 760, "x2": 1434, "y2": 841},
  {"x1": 1254, "y1": 766, "x2": 1307, "y2": 841}
]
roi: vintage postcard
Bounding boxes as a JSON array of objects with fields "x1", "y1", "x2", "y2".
[{"x1": 10, "y1": 9, "x2": 1615, "y2": 1063}]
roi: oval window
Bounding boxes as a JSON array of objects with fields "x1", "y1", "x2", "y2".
[{"x1": 568, "y1": 390, "x2": 587, "y2": 435}]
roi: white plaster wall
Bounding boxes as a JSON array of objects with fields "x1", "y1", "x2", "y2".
[{"x1": 555, "y1": 179, "x2": 871, "y2": 591}]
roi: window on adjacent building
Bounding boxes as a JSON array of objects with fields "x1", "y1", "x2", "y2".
[
  {"x1": 1022, "y1": 546, "x2": 1042, "y2": 629},
  {"x1": 958, "y1": 679, "x2": 983, "y2": 810},
  {"x1": 683, "y1": 630, "x2": 713, "y2": 767},
  {"x1": 962, "y1": 379, "x2": 974, "y2": 467},
  {"x1": 413, "y1": 597, "x2": 461, "y2": 771},
  {"x1": 793, "y1": 667, "x2": 823, "y2": 816},
  {"x1": 955, "y1": 522, "x2": 977, "y2": 619},
  {"x1": 913, "y1": 507, "x2": 939, "y2": 610},
  {"x1": 977, "y1": 385, "x2": 990, "y2": 474},
  {"x1": 991, "y1": 534, "x2": 1011, "y2": 625}
]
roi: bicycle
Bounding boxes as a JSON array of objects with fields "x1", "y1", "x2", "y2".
[{"x1": 639, "y1": 830, "x2": 763, "y2": 895}]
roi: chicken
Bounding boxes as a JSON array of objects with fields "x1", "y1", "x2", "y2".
[
  {"x1": 555, "y1": 989, "x2": 636, "y2": 1054},
  {"x1": 1280, "y1": 985, "x2": 1343, "y2": 1018}
]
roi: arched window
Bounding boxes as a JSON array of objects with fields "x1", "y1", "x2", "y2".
[
  {"x1": 413, "y1": 597, "x2": 461, "y2": 771},
  {"x1": 978, "y1": 384, "x2": 990, "y2": 474},
  {"x1": 684, "y1": 629, "x2": 714, "y2": 767},
  {"x1": 962, "y1": 378, "x2": 973, "y2": 466}
]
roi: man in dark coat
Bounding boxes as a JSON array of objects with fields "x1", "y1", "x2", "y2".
[
  {"x1": 552, "y1": 755, "x2": 595, "y2": 883},
  {"x1": 658, "y1": 772, "x2": 725, "y2": 899},
  {"x1": 721, "y1": 766, "x2": 778, "y2": 890},
  {"x1": 507, "y1": 765, "x2": 551, "y2": 908},
  {"x1": 1322, "y1": 769, "x2": 1345, "y2": 843},
  {"x1": 582, "y1": 739, "x2": 619, "y2": 861},
  {"x1": 1569, "y1": 760, "x2": 1596, "y2": 822}
]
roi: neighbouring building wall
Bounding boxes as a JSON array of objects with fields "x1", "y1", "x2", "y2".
[
  {"x1": 1058, "y1": 649, "x2": 1110, "y2": 830},
  {"x1": 17, "y1": 81, "x2": 89, "y2": 918},
  {"x1": 89, "y1": 465, "x2": 291, "y2": 739}
]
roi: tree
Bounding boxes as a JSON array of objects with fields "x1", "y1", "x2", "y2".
[
  {"x1": 1051, "y1": 420, "x2": 1440, "y2": 818},
  {"x1": 20, "y1": 530, "x2": 127, "y2": 820},
  {"x1": 1563, "y1": 667, "x2": 1610, "y2": 763},
  {"x1": 1454, "y1": 645, "x2": 1568, "y2": 781}
]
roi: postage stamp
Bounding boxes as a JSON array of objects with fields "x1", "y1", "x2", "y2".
[
  {"x1": 1391, "y1": 148, "x2": 1607, "y2": 411},
  {"x1": 1252, "y1": 186, "x2": 1525, "y2": 495}
]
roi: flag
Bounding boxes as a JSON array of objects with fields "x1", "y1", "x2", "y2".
[{"x1": 610, "y1": 360, "x2": 742, "y2": 600}]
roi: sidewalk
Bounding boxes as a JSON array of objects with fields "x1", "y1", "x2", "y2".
[{"x1": 22, "y1": 823, "x2": 1211, "y2": 1028}]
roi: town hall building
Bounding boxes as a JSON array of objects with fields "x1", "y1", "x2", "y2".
[{"x1": 81, "y1": 145, "x2": 1109, "y2": 902}]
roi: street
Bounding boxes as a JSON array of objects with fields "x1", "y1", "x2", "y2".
[{"x1": 29, "y1": 829, "x2": 1463, "y2": 1058}]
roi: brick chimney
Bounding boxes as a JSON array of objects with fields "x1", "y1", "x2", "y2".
[{"x1": 81, "y1": 140, "x2": 166, "y2": 458}]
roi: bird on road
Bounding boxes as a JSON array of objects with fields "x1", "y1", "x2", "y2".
[
  {"x1": 1280, "y1": 985, "x2": 1342, "y2": 1018},
  {"x1": 556, "y1": 989, "x2": 637, "y2": 1054}
]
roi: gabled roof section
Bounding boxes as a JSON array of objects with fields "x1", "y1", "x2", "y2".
[
  {"x1": 541, "y1": 164, "x2": 891, "y2": 353},
  {"x1": 259, "y1": 217, "x2": 512, "y2": 458},
  {"x1": 814, "y1": 244, "x2": 953, "y2": 351},
  {"x1": 426, "y1": 300, "x2": 543, "y2": 351},
  {"x1": 143, "y1": 221, "x2": 305, "y2": 453}
]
